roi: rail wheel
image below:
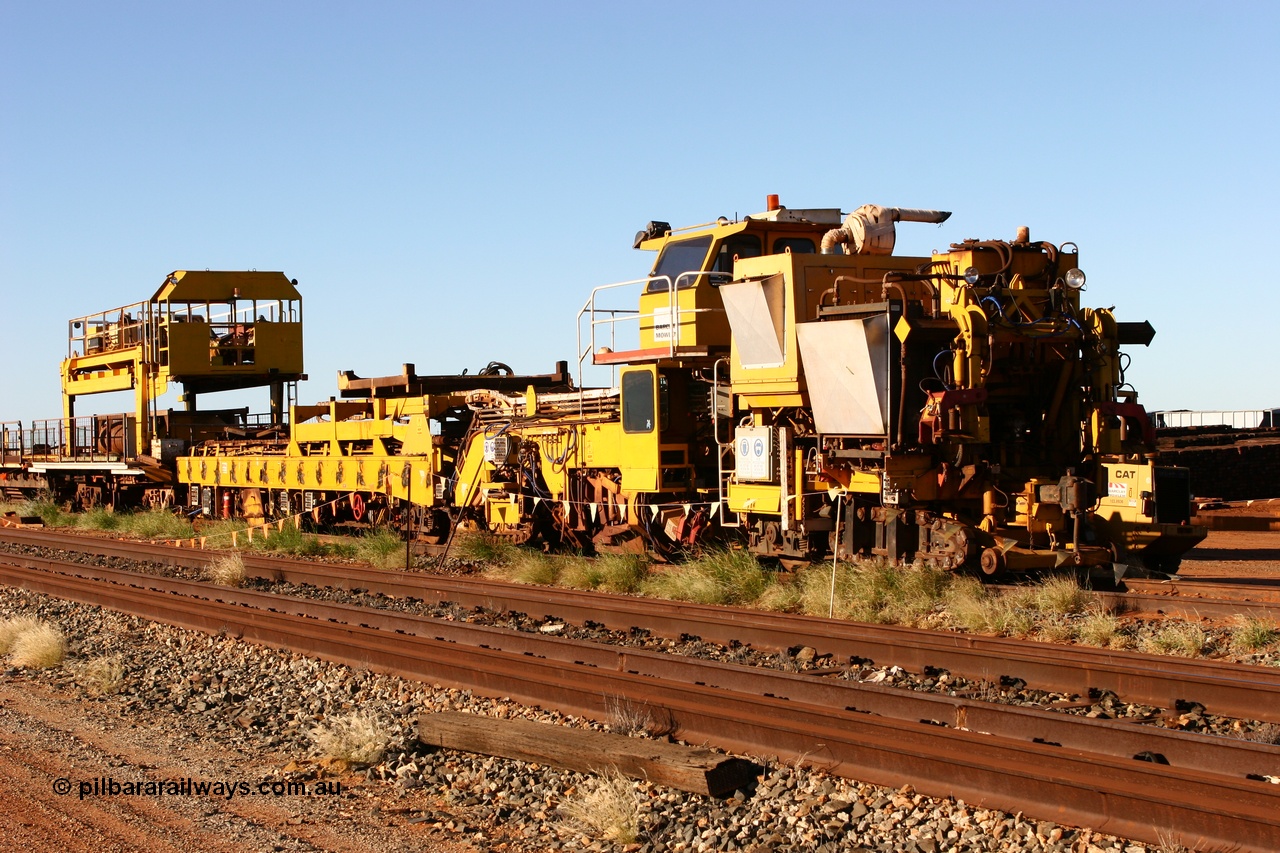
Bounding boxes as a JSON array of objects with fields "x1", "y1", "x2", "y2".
[
  {"x1": 979, "y1": 547, "x2": 1007, "y2": 579},
  {"x1": 350, "y1": 492, "x2": 366, "y2": 523}
]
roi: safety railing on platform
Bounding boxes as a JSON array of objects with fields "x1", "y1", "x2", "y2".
[
  {"x1": 20, "y1": 415, "x2": 135, "y2": 463},
  {"x1": 68, "y1": 301, "x2": 153, "y2": 359},
  {"x1": 0, "y1": 421, "x2": 23, "y2": 465},
  {"x1": 575, "y1": 270, "x2": 730, "y2": 391}
]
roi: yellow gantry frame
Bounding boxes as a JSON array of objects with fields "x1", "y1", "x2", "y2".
[{"x1": 61, "y1": 271, "x2": 303, "y2": 457}]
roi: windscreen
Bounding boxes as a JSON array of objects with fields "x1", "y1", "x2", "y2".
[{"x1": 646, "y1": 236, "x2": 712, "y2": 292}]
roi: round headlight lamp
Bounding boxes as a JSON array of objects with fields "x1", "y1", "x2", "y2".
[
  {"x1": 963, "y1": 266, "x2": 981, "y2": 285},
  {"x1": 1065, "y1": 268, "x2": 1086, "y2": 289}
]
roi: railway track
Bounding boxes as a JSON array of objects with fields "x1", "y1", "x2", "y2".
[
  {"x1": 1, "y1": 549, "x2": 1278, "y2": 851},
  {"x1": 1119, "y1": 576, "x2": 1280, "y2": 618},
  {"x1": 5, "y1": 528, "x2": 1280, "y2": 722}
]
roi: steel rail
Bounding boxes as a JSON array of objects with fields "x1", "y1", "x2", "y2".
[
  {"x1": 4, "y1": 528, "x2": 1280, "y2": 723},
  {"x1": 1125, "y1": 577, "x2": 1280, "y2": 603},
  {"x1": 0, "y1": 559, "x2": 1277, "y2": 851},
  {"x1": 4, "y1": 552, "x2": 1276, "y2": 782},
  {"x1": 1096, "y1": 587, "x2": 1280, "y2": 621}
]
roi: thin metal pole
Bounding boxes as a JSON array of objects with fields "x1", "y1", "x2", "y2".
[
  {"x1": 405, "y1": 472, "x2": 413, "y2": 571},
  {"x1": 829, "y1": 493, "x2": 843, "y2": 619}
]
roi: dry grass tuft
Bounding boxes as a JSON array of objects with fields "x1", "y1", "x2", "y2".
[
  {"x1": 1033, "y1": 576, "x2": 1091, "y2": 616},
  {"x1": 310, "y1": 710, "x2": 393, "y2": 766},
  {"x1": 508, "y1": 551, "x2": 560, "y2": 585},
  {"x1": 944, "y1": 580, "x2": 1035, "y2": 637},
  {"x1": 9, "y1": 623, "x2": 67, "y2": 668},
  {"x1": 78, "y1": 654, "x2": 126, "y2": 695},
  {"x1": 559, "y1": 552, "x2": 653, "y2": 594},
  {"x1": 0, "y1": 616, "x2": 43, "y2": 654},
  {"x1": 793, "y1": 559, "x2": 949, "y2": 625},
  {"x1": 356, "y1": 528, "x2": 404, "y2": 569},
  {"x1": 605, "y1": 696, "x2": 654, "y2": 737},
  {"x1": 1076, "y1": 608, "x2": 1125, "y2": 648},
  {"x1": 641, "y1": 548, "x2": 776, "y2": 606},
  {"x1": 592, "y1": 553, "x2": 651, "y2": 594},
  {"x1": 558, "y1": 556, "x2": 605, "y2": 591},
  {"x1": 756, "y1": 579, "x2": 802, "y2": 612},
  {"x1": 1143, "y1": 622, "x2": 1209, "y2": 657},
  {"x1": 558, "y1": 768, "x2": 640, "y2": 844},
  {"x1": 1230, "y1": 615, "x2": 1278, "y2": 653},
  {"x1": 456, "y1": 532, "x2": 521, "y2": 566},
  {"x1": 206, "y1": 551, "x2": 246, "y2": 587},
  {"x1": 482, "y1": 547, "x2": 561, "y2": 586},
  {"x1": 1036, "y1": 614, "x2": 1075, "y2": 643}
]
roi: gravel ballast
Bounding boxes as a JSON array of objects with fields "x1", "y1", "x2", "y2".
[{"x1": 0, "y1": 582, "x2": 1224, "y2": 853}]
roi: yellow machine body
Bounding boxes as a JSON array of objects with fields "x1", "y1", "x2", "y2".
[
  {"x1": 0, "y1": 270, "x2": 304, "y2": 510},
  {"x1": 59, "y1": 270, "x2": 304, "y2": 456},
  {"x1": 171, "y1": 199, "x2": 1202, "y2": 576}
]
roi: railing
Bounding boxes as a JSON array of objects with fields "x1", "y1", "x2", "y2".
[
  {"x1": 1152, "y1": 409, "x2": 1279, "y2": 430},
  {"x1": 68, "y1": 301, "x2": 153, "y2": 359},
  {"x1": 16, "y1": 414, "x2": 135, "y2": 463},
  {"x1": 574, "y1": 270, "x2": 730, "y2": 390},
  {"x1": 712, "y1": 357, "x2": 739, "y2": 528},
  {"x1": 69, "y1": 297, "x2": 301, "y2": 371},
  {"x1": 0, "y1": 421, "x2": 23, "y2": 464}
]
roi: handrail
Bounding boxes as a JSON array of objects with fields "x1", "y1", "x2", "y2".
[
  {"x1": 16, "y1": 414, "x2": 134, "y2": 463},
  {"x1": 711, "y1": 358, "x2": 739, "y2": 528},
  {"x1": 0, "y1": 421, "x2": 23, "y2": 458},
  {"x1": 575, "y1": 270, "x2": 733, "y2": 393},
  {"x1": 68, "y1": 300, "x2": 152, "y2": 360},
  {"x1": 576, "y1": 276, "x2": 670, "y2": 391}
]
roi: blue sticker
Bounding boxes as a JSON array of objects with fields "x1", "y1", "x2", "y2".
[
  {"x1": 740, "y1": 439, "x2": 749, "y2": 456},
  {"x1": 754, "y1": 439, "x2": 764, "y2": 457}
]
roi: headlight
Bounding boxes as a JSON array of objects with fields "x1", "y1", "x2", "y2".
[
  {"x1": 1065, "y1": 268, "x2": 1086, "y2": 289},
  {"x1": 964, "y1": 266, "x2": 981, "y2": 285}
]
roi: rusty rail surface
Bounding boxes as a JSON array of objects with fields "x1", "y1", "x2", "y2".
[
  {"x1": 1, "y1": 556, "x2": 1278, "y2": 851},
  {"x1": 4, "y1": 552, "x2": 1278, "y2": 781},
  {"x1": 1122, "y1": 577, "x2": 1280, "y2": 612},
  {"x1": 3, "y1": 527, "x2": 1280, "y2": 724}
]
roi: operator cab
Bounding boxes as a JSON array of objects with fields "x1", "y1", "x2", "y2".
[{"x1": 614, "y1": 198, "x2": 841, "y2": 362}]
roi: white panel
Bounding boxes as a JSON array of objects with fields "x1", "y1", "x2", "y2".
[
  {"x1": 720, "y1": 275, "x2": 785, "y2": 369},
  {"x1": 734, "y1": 426, "x2": 774, "y2": 482},
  {"x1": 651, "y1": 306, "x2": 674, "y2": 343},
  {"x1": 796, "y1": 316, "x2": 889, "y2": 435}
]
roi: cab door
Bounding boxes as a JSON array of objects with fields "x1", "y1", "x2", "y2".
[{"x1": 618, "y1": 366, "x2": 659, "y2": 491}]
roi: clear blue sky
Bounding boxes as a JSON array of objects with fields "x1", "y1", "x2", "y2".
[{"x1": 2, "y1": 2, "x2": 1277, "y2": 422}]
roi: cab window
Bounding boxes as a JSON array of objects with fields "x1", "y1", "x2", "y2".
[
  {"x1": 714, "y1": 234, "x2": 762, "y2": 273},
  {"x1": 622, "y1": 371, "x2": 655, "y2": 432},
  {"x1": 646, "y1": 237, "x2": 712, "y2": 292},
  {"x1": 773, "y1": 237, "x2": 816, "y2": 254}
]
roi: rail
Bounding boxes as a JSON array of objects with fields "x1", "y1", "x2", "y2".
[
  {"x1": 1, "y1": 550, "x2": 1277, "y2": 851},
  {"x1": 5, "y1": 526, "x2": 1278, "y2": 723}
]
